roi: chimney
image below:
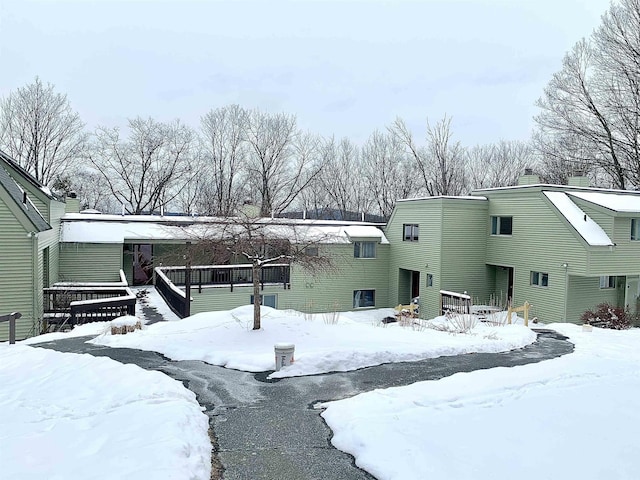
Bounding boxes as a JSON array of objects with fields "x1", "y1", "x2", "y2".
[
  {"x1": 64, "y1": 196, "x2": 80, "y2": 213},
  {"x1": 568, "y1": 169, "x2": 590, "y2": 188},
  {"x1": 518, "y1": 167, "x2": 540, "y2": 186}
]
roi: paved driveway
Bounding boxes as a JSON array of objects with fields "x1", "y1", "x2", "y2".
[{"x1": 35, "y1": 329, "x2": 573, "y2": 480}]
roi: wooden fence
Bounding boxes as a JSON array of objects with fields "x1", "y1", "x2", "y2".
[{"x1": 0, "y1": 312, "x2": 21, "y2": 344}]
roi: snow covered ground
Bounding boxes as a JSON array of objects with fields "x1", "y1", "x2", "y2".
[
  {"x1": 90, "y1": 305, "x2": 536, "y2": 378},
  {"x1": 8, "y1": 289, "x2": 638, "y2": 480},
  {"x1": 0, "y1": 344, "x2": 211, "y2": 480},
  {"x1": 320, "y1": 323, "x2": 640, "y2": 480}
]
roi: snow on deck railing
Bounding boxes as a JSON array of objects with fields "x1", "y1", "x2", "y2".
[
  {"x1": 155, "y1": 268, "x2": 187, "y2": 299},
  {"x1": 159, "y1": 263, "x2": 289, "y2": 271},
  {"x1": 53, "y1": 269, "x2": 128, "y2": 288},
  {"x1": 440, "y1": 289, "x2": 471, "y2": 315},
  {"x1": 439, "y1": 289, "x2": 471, "y2": 300},
  {"x1": 69, "y1": 287, "x2": 136, "y2": 307}
]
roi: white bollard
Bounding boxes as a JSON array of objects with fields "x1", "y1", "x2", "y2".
[{"x1": 274, "y1": 343, "x2": 295, "y2": 371}]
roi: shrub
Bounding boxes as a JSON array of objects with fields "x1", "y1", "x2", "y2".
[{"x1": 580, "y1": 303, "x2": 631, "y2": 330}]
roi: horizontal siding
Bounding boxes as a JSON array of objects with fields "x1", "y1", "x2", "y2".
[
  {"x1": 59, "y1": 243, "x2": 123, "y2": 282},
  {"x1": 190, "y1": 244, "x2": 390, "y2": 315},
  {"x1": 385, "y1": 199, "x2": 444, "y2": 319},
  {"x1": 440, "y1": 200, "x2": 489, "y2": 304},
  {"x1": 386, "y1": 198, "x2": 489, "y2": 319},
  {"x1": 587, "y1": 217, "x2": 640, "y2": 274},
  {"x1": 485, "y1": 193, "x2": 587, "y2": 322},
  {"x1": 0, "y1": 199, "x2": 37, "y2": 341},
  {"x1": 566, "y1": 275, "x2": 621, "y2": 324}
]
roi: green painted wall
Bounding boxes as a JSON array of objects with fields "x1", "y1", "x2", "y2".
[
  {"x1": 386, "y1": 198, "x2": 443, "y2": 319},
  {"x1": 385, "y1": 197, "x2": 488, "y2": 319},
  {"x1": 566, "y1": 275, "x2": 621, "y2": 322},
  {"x1": 0, "y1": 194, "x2": 37, "y2": 340},
  {"x1": 481, "y1": 190, "x2": 591, "y2": 322},
  {"x1": 189, "y1": 243, "x2": 390, "y2": 315},
  {"x1": 59, "y1": 243, "x2": 123, "y2": 282}
]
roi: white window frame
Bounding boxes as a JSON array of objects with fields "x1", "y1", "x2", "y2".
[
  {"x1": 599, "y1": 276, "x2": 616, "y2": 289},
  {"x1": 353, "y1": 289, "x2": 375, "y2": 308},
  {"x1": 403, "y1": 224, "x2": 419, "y2": 242},
  {"x1": 426, "y1": 273, "x2": 433, "y2": 287},
  {"x1": 491, "y1": 216, "x2": 513, "y2": 236},
  {"x1": 354, "y1": 241, "x2": 376, "y2": 259},
  {"x1": 250, "y1": 294, "x2": 277, "y2": 308},
  {"x1": 632, "y1": 219, "x2": 640, "y2": 241},
  {"x1": 530, "y1": 271, "x2": 549, "y2": 287}
]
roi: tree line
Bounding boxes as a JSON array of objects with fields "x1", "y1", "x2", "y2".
[{"x1": 2, "y1": 0, "x2": 639, "y2": 217}]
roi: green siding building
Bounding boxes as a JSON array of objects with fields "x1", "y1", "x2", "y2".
[
  {"x1": 386, "y1": 173, "x2": 640, "y2": 323},
  {"x1": 3, "y1": 145, "x2": 640, "y2": 341}
]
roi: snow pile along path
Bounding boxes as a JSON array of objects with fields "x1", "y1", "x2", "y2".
[
  {"x1": 91, "y1": 305, "x2": 536, "y2": 378},
  {"x1": 0, "y1": 345, "x2": 211, "y2": 480},
  {"x1": 320, "y1": 324, "x2": 640, "y2": 480}
]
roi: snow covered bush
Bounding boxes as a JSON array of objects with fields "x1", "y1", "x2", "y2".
[{"x1": 580, "y1": 303, "x2": 631, "y2": 330}]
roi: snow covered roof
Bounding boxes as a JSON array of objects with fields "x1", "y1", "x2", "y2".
[
  {"x1": 0, "y1": 156, "x2": 50, "y2": 232},
  {"x1": 543, "y1": 191, "x2": 613, "y2": 246},
  {"x1": 60, "y1": 215, "x2": 389, "y2": 245},
  {"x1": 397, "y1": 195, "x2": 487, "y2": 203},
  {"x1": 567, "y1": 191, "x2": 640, "y2": 213}
]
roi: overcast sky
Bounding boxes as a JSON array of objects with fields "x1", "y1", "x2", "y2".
[{"x1": 0, "y1": 0, "x2": 611, "y2": 146}]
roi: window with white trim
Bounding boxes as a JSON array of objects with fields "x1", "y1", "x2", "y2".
[
  {"x1": 354, "y1": 241, "x2": 376, "y2": 258},
  {"x1": 353, "y1": 289, "x2": 375, "y2": 308},
  {"x1": 599, "y1": 276, "x2": 616, "y2": 289},
  {"x1": 530, "y1": 271, "x2": 549, "y2": 287},
  {"x1": 403, "y1": 224, "x2": 419, "y2": 241},
  {"x1": 250, "y1": 294, "x2": 277, "y2": 308},
  {"x1": 491, "y1": 216, "x2": 513, "y2": 235},
  {"x1": 632, "y1": 219, "x2": 640, "y2": 240}
]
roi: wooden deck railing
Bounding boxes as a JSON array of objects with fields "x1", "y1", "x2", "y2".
[
  {"x1": 0, "y1": 312, "x2": 21, "y2": 344},
  {"x1": 155, "y1": 264, "x2": 291, "y2": 319},
  {"x1": 43, "y1": 270, "x2": 136, "y2": 329},
  {"x1": 161, "y1": 264, "x2": 291, "y2": 292}
]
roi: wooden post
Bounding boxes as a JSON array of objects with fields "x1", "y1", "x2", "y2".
[
  {"x1": 507, "y1": 306, "x2": 513, "y2": 325},
  {"x1": 184, "y1": 241, "x2": 191, "y2": 318},
  {"x1": 0, "y1": 312, "x2": 22, "y2": 344},
  {"x1": 524, "y1": 301, "x2": 530, "y2": 327}
]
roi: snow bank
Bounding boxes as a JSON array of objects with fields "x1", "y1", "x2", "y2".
[
  {"x1": 320, "y1": 325, "x2": 640, "y2": 480},
  {"x1": 91, "y1": 305, "x2": 536, "y2": 378},
  {"x1": 0, "y1": 344, "x2": 211, "y2": 480}
]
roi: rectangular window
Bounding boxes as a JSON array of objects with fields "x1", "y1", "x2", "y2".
[
  {"x1": 354, "y1": 241, "x2": 376, "y2": 258},
  {"x1": 632, "y1": 219, "x2": 640, "y2": 240},
  {"x1": 530, "y1": 271, "x2": 549, "y2": 287},
  {"x1": 353, "y1": 289, "x2": 375, "y2": 308},
  {"x1": 403, "y1": 224, "x2": 419, "y2": 241},
  {"x1": 250, "y1": 294, "x2": 277, "y2": 308},
  {"x1": 491, "y1": 216, "x2": 513, "y2": 235},
  {"x1": 426, "y1": 273, "x2": 433, "y2": 287},
  {"x1": 599, "y1": 276, "x2": 616, "y2": 289},
  {"x1": 304, "y1": 246, "x2": 319, "y2": 257}
]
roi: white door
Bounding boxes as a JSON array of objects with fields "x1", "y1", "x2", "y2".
[{"x1": 625, "y1": 276, "x2": 640, "y2": 314}]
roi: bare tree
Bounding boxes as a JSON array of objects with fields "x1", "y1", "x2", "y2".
[
  {"x1": 199, "y1": 105, "x2": 249, "y2": 215},
  {"x1": 361, "y1": 130, "x2": 415, "y2": 218},
  {"x1": 0, "y1": 77, "x2": 87, "y2": 185},
  {"x1": 89, "y1": 117, "x2": 195, "y2": 214},
  {"x1": 316, "y1": 137, "x2": 373, "y2": 219},
  {"x1": 245, "y1": 110, "x2": 323, "y2": 216},
  {"x1": 391, "y1": 116, "x2": 467, "y2": 197},
  {"x1": 534, "y1": 0, "x2": 640, "y2": 189},
  {"x1": 467, "y1": 140, "x2": 534, "y2": 190},
  {"x1": 193, "y1": 214, "x2": 334, "y2": 329}
]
